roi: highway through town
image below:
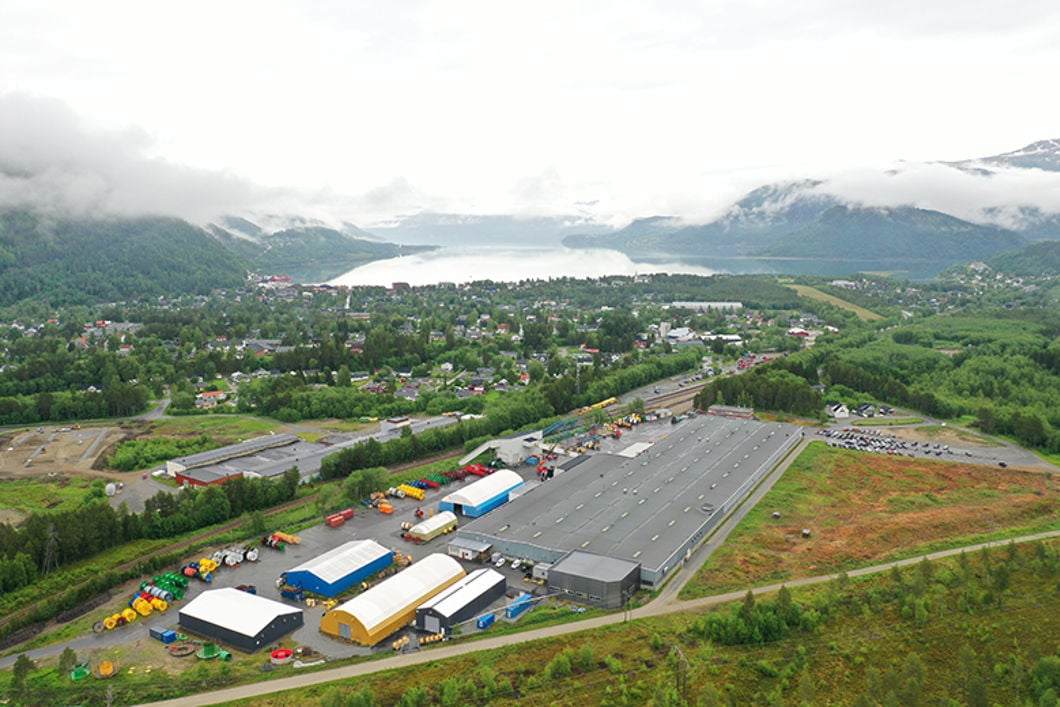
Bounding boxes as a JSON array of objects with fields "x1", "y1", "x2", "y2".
[{"x1": 139, "y1": 435, "x2": 1060, "y2": 706}]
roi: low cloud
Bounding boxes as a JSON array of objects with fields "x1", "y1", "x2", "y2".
[
  {"x1": 0, "y1": 93, "x2": 273, "y2": 222},
  {"x1": 813, "y1": 161, "x2": 1060, "y2": 226}
]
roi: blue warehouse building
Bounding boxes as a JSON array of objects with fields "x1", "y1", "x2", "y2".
[
  {"x1": 283, "y1": 539, "x2": 393, "y2": 597},
  {"x1": 439, "y1": 469, "x2": 524, "y2": 518}
]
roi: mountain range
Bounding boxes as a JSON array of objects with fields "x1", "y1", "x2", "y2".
[
  {"x1": 1, "y1": 139, "x2": 1059, "y2": 307},
  {"x1": 561, "y1": 140, "x2": 1060, "y2": 263}
]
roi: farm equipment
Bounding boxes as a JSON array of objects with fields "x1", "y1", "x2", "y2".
[
  {"x1": 213, "y1": 544, "x2": 260, "y2": 566},
  {"x1": 419, "y1": 631, "x2": 446, "y2": 645},
  {"x1": 272, "y1": 531, "x2": 301, "y2": 545},
  {"x1": 262, "y1": 535, "x2": 287, "y2": 551},
  {"x1": 181, "y1": 557, "x2": 218, "y2": 582},
  {"x1": 396, "y1": 484, "x2": 425, "y2": 500}
]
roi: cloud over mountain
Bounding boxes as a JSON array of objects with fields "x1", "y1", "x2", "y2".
[{"x1": 0, "y1": 93, "x2": 271, "y2": 221}]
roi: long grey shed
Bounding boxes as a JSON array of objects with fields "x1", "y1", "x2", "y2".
[{"x1": 414, "y1": 567, "x2": 506, "y2": 633}]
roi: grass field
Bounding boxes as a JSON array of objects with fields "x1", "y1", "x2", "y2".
[
  {"x1": 0, "y1": 476, "x2": 105, "y2": 517},
  {"x1": 853, "y1": 416, "x2": 924, "y2": 426},
  {"x1": 787, "y1": 284, "x2": 884, "y2": 321},
  {"x1": 147, "y1": 416, "x2": 279, "y2": 440},
  {"x1": 680, "y1": 442, "x2": 1060, "y2": 598}
]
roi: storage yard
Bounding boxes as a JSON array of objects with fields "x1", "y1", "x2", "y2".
[{"x1": 12, "y1": 411, "x2": 802, "y2": 667}]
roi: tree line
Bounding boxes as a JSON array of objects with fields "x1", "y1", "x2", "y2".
[{"x1": 0, "y1": 469, "x2": 299, "y2": 598}]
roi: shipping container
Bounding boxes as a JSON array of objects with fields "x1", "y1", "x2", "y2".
[
  {"x1": 505, "y1": 592, "x2": 533, "y2": 620},
  {"x1": 339, "y1": 508, "x2": 355, "y2": 520},
  {"x1": 326, "y1": 514, "x2": 345, "y2": 527},
  {"x1": 476, "y1": 612, "x2": 496, "y2": 630}
]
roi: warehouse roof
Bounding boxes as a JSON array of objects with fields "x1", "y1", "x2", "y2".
[
  {"x1": 172, "y1": 433, "x2": 301, "y2": 469},
  {"x1": 458, "y1": 416, "x2": 799, "y2": 575},
  {"x1": 408, "y1": 511, "x2": 458, "y2": 537},
  {"x1": 332, "y1": 554, "x2": 465, "y2": 632},
  {"x1": 441, "y1": 469, "x2": 523, "y2": 508},
  {"x1": 550, "y1": 551, "x2": 640, "y2": 583},
  {"x1": 418, "y1": 568, "x2": 505, "y2": 619},
  {"x1": 286, "y1": 539, "x2": 391, "y2": 585},
  {"x1": 179, "y1": 588, "x2": 301, "y2": 637}
]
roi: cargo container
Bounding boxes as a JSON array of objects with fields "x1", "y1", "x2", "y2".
[
  {"x1": 326, "y1": 514, "x2": 346, "y2": 527},
  {"x1": 279, "y1": 585, "x2": 305, "y2": 601},
  {"x1": 149, "y1": 626, "x2": 176, "y2": 643},
  {"x1": 505, "y1": 592, "x2": 533, "y2": 620},
  {"x1": 477, "y1": 612, "x2": 496, "y2": 629},
  {"x1": 339, "y1": 508, "x2": 355, "y2": 520}
]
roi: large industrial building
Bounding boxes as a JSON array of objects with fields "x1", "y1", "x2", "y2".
[
  {"x1": 546, "y1": 551, "x2": 640, "y2": 609},
  {"x1": 454, "y1": 415, "x2": 800, "y2": 588},
  {"x1": 414, "y1": 567, "x2": 506, "y2": 633},
  {"x1": 283, "y1": 539, "x2": 393, "y2": 597},
  {"x1": 439, "y1": 469, "x2": 525, "y2": 518},
  {"x1": 166, "y1": 433, "x2": 336, "y2": 485},
  {"x1": 178, "y1": 587, "x2": 304, "y2": 652},
  {"x1": 166, "y1": 434, "x2": 301, "y2": 477},
  {"x1": 320, "y1": 553, "x2": 466, "y2": 645}
]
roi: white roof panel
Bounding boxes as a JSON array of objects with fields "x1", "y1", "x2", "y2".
[
  {"x1": 441, "y1": 469, "x2": 524, "y2": 508},
  {"x1": 417, "y1": 568, "x2": 505, "y2": 619},
  {"x1": 408, "y1": 511, "x2": 458, "y2": 537},
  {"x1": 333, "y1": 554, "x2": 464, "y2": 632},
  {"x1": 286, "y1": 539, "x2": 391, "y2": 585},
  {"x1": 180, "y1": 587, "x2": 301, "y2": 637}
]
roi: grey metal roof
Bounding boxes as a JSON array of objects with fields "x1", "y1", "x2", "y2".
[
  {"x1": 417, "y1": 568, "x2": 505, "y2": 619},
  {"x1": 447, "y1": 536, "x2": 493, "y2": 553},
  {"x1": 550, "y1": 551, "x2": 640, "y2": 583},
  {"x1": 459, "y1": 416, "x2": 799, "y2": 574},
  {"x1": 172, "y1": 433, "x2": 301, "y2": 469}
]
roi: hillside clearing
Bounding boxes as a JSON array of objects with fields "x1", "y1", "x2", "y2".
[{"x1": 788, "y1": 284, "x2": 883, "y2": 321}]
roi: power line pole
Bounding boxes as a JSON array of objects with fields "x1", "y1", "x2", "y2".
[{"x1": 671, "y1": 644, "x2": 690, "y2": 703}]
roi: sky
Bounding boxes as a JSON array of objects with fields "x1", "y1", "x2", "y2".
[{"x1": 2, "y1": 0, "x2": 1060, "y2": 226}]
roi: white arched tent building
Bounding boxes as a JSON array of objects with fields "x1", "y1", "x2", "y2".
[{"x1": 439, "y1": 469, "x2": 524, "y2": 518}]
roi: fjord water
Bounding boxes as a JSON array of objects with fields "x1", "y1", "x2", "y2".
[{"x1": 329, "y1": 245, "x2": 952, "y2": 287}]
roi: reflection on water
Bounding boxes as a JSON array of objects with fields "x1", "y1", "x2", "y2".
[{"x1": 328, "y1": 246, "x2": 950, "y2": 287}]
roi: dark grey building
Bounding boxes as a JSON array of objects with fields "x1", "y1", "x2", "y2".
[
  {"x1": 178, "y1": 588, "x2": 304, "y2": 653},
  {"x1": 547, "y1": 551, "x2": 640, "y2": 609},
  {"x1": 415, "y1": 568, "x2": 506, "y2": 633}
]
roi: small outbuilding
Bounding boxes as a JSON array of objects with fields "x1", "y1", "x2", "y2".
[
  {"x1": 320, "y1": 553, "x2": 465, "y2": 646},
  {"x1": 415, "y1": 567, "x2": 506, "y2": 634},
  {"x1": 406, "y1": 511, "x2": 458, "y2": 542},
  {"x1": 283, "y1": 539, "x2": 393, "y2": 598},
  {"x1": 178, "y1": 587, "x2": 303, "y2": 652},
  {"x1": 546, "y1": 551, "x2": 641, "y2": 609},
  {"x1": 439, "y1": 469, "x2": 524, "y2": 518}
]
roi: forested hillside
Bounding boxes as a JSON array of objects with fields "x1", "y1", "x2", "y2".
[{"x1": 0, "y1": 210, "x2": 246, "y2": 306}]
